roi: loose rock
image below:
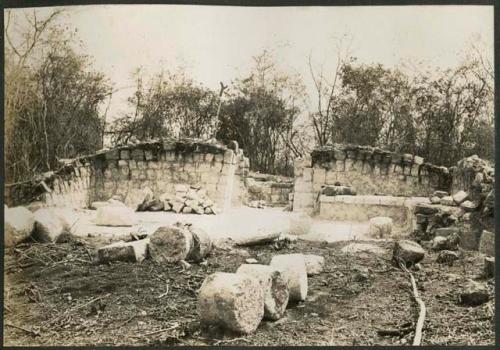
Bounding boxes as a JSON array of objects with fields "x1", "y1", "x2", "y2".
[
  {"x1": 458, "y1": 280, "x2": 490, "y2": 306},
  {"x1": 198, "y1": 272, "x2": 264, "y2": 334},
  {"x1": 368, "y1": 217, "x2": 393, "y2": 238},
  {"x1": 98, "y1": 239, "x2": 149, "y2": 263},
  {"x1": 436, "y1": 250, "x2": 460, "y2": 265},
  {"x1": 452, "y1": 191, "x2": 468, "y2": 205},
  {"x1": 304, "y1": 255, "x2": 325, "y2": 276},
  {"x1": 186, "y1": 226, "x2": 213, "y2": 262},
  {"x1": 392, "y1": 240, "x2": 425, "y2": 266},
  {"x1": 270, "y1": 254, "x2": 308, "y2": 302},
  {"x1": 33, "y1": 208, "x2": 66, "y2": 243},
  {"x1": 149, "y1": 225, "x2": 194, "y2": 263},
  {"x1": 236, "y1": 264, "x2": 289, "y2": 321},
  {"x1": 484, "y1": 257, "x2": 495, "y2": 278},
  {"x1": 478, "y1": 230, "x2": 494, "y2": 257},
  {"x1": 440, "y1": 196, "x2": 455, "y2": 206},
  {"x1": 5, "y1": 206, "x2": 35, "y2": 247}
]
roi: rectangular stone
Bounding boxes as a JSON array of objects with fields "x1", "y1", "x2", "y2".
[
  {"x1": 118, "y1": 160, "x2": 128, "y2": 167},
  {"x1": 144, "y1": 150, "x2": 154, "y2": 161},
  {"x1": 302, "y1": 168, "x2": 313, "y2": 182},
  {"x1": 129, "y1": 160, "x2": 137, "y2": 169},
  {"x1": 120, "y1": 150, "x2": 130, "y2": 160},
  {"x1": 148, "y1": 161, "x2": 160, "y2": 170},
  {"x1": 205, "y1": 153, "x2": 214, "y2": 162},
  {"x1": 98, "y1": 239, "x2": 149, "y2": 263},
  {"x1": 312, "y1": 167, "x2": 326, "y2": 185},
  {"x1": 335, "y1": 160, "x2": 345, "y2": 172},
  {"x1": 131, "y1": 149, "x2": 144, "y2": 161},
  {"x1": 105, "y1": 149, "x2": 120, "y2": 160}
]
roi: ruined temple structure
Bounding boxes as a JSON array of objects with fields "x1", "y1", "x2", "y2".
[{"x1": 4, "y1": 138, "x2": 250, "y2": 211}]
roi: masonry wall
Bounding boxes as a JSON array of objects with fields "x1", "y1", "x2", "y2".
[
  {"x1": 5, "y1": 139, "x2": 249, "y2": 212},
  {"x1": 293, "y1": 144, "x2": 451, "y2": 214}
]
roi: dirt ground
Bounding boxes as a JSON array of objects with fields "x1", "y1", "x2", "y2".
[{"x1": 3, "y1": 237, "x2": 495, "y2": 346}]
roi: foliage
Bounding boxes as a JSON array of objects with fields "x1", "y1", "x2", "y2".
[
  {"x1": 5, "y1": 9, "x2": 111, "y2": 182},
  {"x1": 109, "y1": 69, "x2": 220, "y2": 145}
]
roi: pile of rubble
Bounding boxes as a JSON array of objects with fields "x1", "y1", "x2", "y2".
[{"x1": 136, "y1": 185, "x2": 219, "y2": 215}]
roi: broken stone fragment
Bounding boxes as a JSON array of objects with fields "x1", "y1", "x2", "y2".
[
  {"x1": 429, "y1": 196, "x2": 441, "y2": 204},
  {"x1": 431, "y1": 234, "x2": 459, "y2": 251},
  {"x1": 478, "y1": 230, "x2": 494, "y2": 257},
  {"x1": 459, "y1": 200, "x2": 477, "y2": 212},
  {"x1": 95, "y1": 206, "x2": 138, "y2": 227},
  {"x1": 270, "y1": 253, "x2": 308, "y2": 302},
  {"x1": 182, "y1": 206, "x2": 193, "y2": 214},
  {"x1": 484, "y1": 257, "x2": 495, "y2": 278},
  {"x1": 415, "y1": 204, "x2": 439, "y2": 215},
  {"x1": 440, "y1": 196, "x2": 455, "y2": 206},
  {"x1": 5, "y1": 206, "x2": 35, "y2": 247},
  {"x1": 186, "y1": 226, "x2": 213, "y2": 262},
  {"x1": 172, "y1": 201, "x2": 184, "y2": 213},
  {"x1": 458, "y1": 280, "x2": 490, "y2": 306},
  {"x1": 368, "y1": 217, "x2": 393, "y2": 238},
  {"x1": 434, "y1": 227, "x2": 459, "y2": 237},
  {"x1": 98, "y1": 238, "x2": 149, "y2": 263},
  {"x1": 198, "y1": 272, "x2": 264, "y2": 334},
  {"x1": 392, "y1": 240, "x2": 425, "y2": 266},
  {"x1": 33, "y1": 208, "x2": 66, "y2": 243},
  {"x1": 236, "y1": 264, "x2": 289, "y2": 321},
  {"x1": 436, "y1": 250, "x2": 460, "y2": 265},
  {"x1": 148, "y1": 225, "x2": 194, "y2": 263},
  {"x1": 433, "y1": 190, "x2": 449, "y2": 198},
  {"x1": 452, "y1": 191, "x2": 469, "y2": 205},
  {"x1": 304, "y1": 255, "x2": 325, "y2": 276}
]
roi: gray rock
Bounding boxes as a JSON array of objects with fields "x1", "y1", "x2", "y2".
[
  {"x1": 459, "y1": 281, "x2": 489, "y2": 306},
  {"x1": 440, "y1": 196, "x2": 455, "y2": 206},
  {"x1": 33, "y1": 208, "x2": 66, "y2": 243},
  {"x1": 436, "y1": 250, "x2": 460, "y2": 264},
  {"x1": 429, "y1": 196, "x2": 441, "y2": 204},
  {"x1": 393, "y1": 240, "x2": 425, "y2": 266},
  {"x1": 460, "y1": 200, "x2": 477, "y2": 212},
  {"x1": 304, "y1": 255, "x2": 325, "y2": 276},
  {"x1": 95, "y1": 206, "x2": 138, "y2": 227},
  {"x1": 452, "y1": 191, "x2": 468, "y2": 205},
  {"x1": 5, "y1": 206, "x2": 35, "y2": 247}
]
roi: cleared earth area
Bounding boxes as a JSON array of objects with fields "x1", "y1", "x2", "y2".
[{"x1": 4, "y1": 235, "x2": 494, "y2": 346}]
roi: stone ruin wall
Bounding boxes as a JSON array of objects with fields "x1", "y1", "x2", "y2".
[
  {"x1": 245, "y1": 173, "x2": 294, "y2": 207},
  {"x1": 292, "y1": 144, "x2": 452, "y2": 214},
  {"x1": 5, "y1": 139, "x2": 250, "y2": 212}
]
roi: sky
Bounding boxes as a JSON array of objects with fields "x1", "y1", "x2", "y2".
[{"x1": 5, "y1": 5, "x2": 494, "y2": 120}]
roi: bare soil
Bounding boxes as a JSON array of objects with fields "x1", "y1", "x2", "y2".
[{"x1": 3, "y1": 237, "x2": 495, "y2": 346}]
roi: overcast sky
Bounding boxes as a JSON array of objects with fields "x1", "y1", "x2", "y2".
[{"x1": 6, "y1": 5, "x2": 494, "y2": 119}]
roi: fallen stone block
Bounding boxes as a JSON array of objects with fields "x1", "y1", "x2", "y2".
[
  {"x1": 270, "y1": 253, "x2": 308, "y2": 302},
  {"x1": 368, "y1": 217, "x2": 393, "y2": 238},
  {"x1": 33, "y1": 208, "x2": 66, "y2": 243},
  {"x1": 460, "y1": 200, "x2": 477, "y2": 212},
  {"x1": 415, "y1": 204, "x2": 439, "y2": 215},
  {"x1": 149, "y1": 225, "x2": 194, "y2": 263},
  {"x1": 186, "y1": 226, "x2": 213, "y2": 262},
  {"x1": 98, "y1": 239, "x2": 149, "y2": 263},
  {"x1": 182, "y1": 206, "x2": 193, "y2": 214},
  {"x1": 95, "y1": 206, "x2": 138, "y2": 227},
  {"x1": 172, "y1": 201, "x2": 184, "y2": 213},
  {"x1": 237, "y1": 264, "x2": 289, "y2": 321},
  {"x1": 433, "y1": 190, "x2": 449, "y2": 198},
  {"x1": 392, "y1": 240, "x2": 425, "y2": 266},
  {"x1": 484, "y1": 257, "x2": 495, "y2": 278},
  {"x1": 432, "y1": 234, "x2": 459, "y2": 251},
  {"x1": 478, "y1": 230, "x2": 494, "y2": 257},
  {"x1": 236, "y1": 231, "x2": 281, "y2": 246},
  {"x1": 458, "y1": 280, "x2": 490, "y2": 306},
  {"x1": 341, "y1": 242, "x2": 386, "y2": 255},
  {"x1": 436, "y1": 250, "x2": 460, "y2": 265},
  {"x1": 440, "y1": 196, "x2": 455, "y2": 206},
  {"x1": 90, "y1": 201, "x2": 111, "y2": 210},
  {"x1": 5, "y1": 206, "x2": 35, "y2": 247},
  {"x1": 429, "y1": 196, "x2": 441, "y2": 204},
  {"x1": 434, "y1": 227, "x2": 459, "y2": 237},
  {"x1": 452, "y1": 190, "x2": 468, "y2": 205},
  {"x1": 288, "y1": 214, "x2": 312, "y2": 236},
  {"x1": 304, "y1": 255, "x2": 325, "y2": 276},
  {"x1": 198, "y1": 272, "x2": 264, "y2": 334}
]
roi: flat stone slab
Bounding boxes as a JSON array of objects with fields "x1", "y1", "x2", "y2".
[{"x1": 341, "y1": 242, "x2": 386, "y2": 255}]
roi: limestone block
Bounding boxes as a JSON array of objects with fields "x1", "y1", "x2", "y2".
[
  {"x1": 270, "y1": 253, "x2": 308, "y2": 301},
  {"x1": 149, "y1": 225, "x2": 194, "y2": 263},
  {"x1": 336, "y1": 160, "x2": 346, "y2": 172},
  {"x1": 105, "y1": 149, "x2": 120, "y2": 160},
  {"x1": 223, "y1": 149, "x2": 235, "y2": 164},
  {"x1": 148, "y1": 161, "x2": 160, "y2": 170},
  {"x1": 131, "y1": 149, "x2": 144, "y2": 161},
  {"x1": 368, "y1": 217, "x2": 393, "y2": 238},
  {"x1": 5, "y1": 206, "x2": 35, "y2": 247},
  {"x1": 120, "y1": 149, "x2": 130, "y2": 160},
  {"x1": 334, "y1": 150, "x2": 346, "y2": 160},
  {"x1": 198, "y1": 272, "x2": 264, "y2": 334},
  {"x1": 484, "y1": 257, "x2": 495, "y2": 278},
  {"x1": 293, "y1": 192, "x2": 315, "y2": 209},
  {"x1": 392, "y1": 240, "x2": 425, "y2": 266},
  {"x1": 146, "y1": 169, "x2": 156, "y2": 180},
  {"x1": 95, "y1": 206, "x2": 138, "y2": 227},
  {"x1": 440, "y1": 196, "x2": 455, "y2": 206},
  {"x1": 452, "y1": 190, "x2": 469, "y2": 205},
  {"x1": 302, "y1": 167, "x2": 313, "y2": 182},
  {"x1": 304, "y1": 255, "x2": 325, "y2": 276},
  {"x1": 144, "y1": 150, "x2": 154, "y2": 161},
  {"x1": 214, "y1": 153, "x2": 224, "y2": 163},
  {"x1": 33, "y1": 208, "x2": 66, "y2": 243},
  {"x1": 98, "y1": 238, "x2": 149, "y2": 263},
  {"x1": 187, "y1": 226, "x2": 213, "y2": 262},
  {"x1": 236, "y1": 264, "x2": 289, "y2": 321}
]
